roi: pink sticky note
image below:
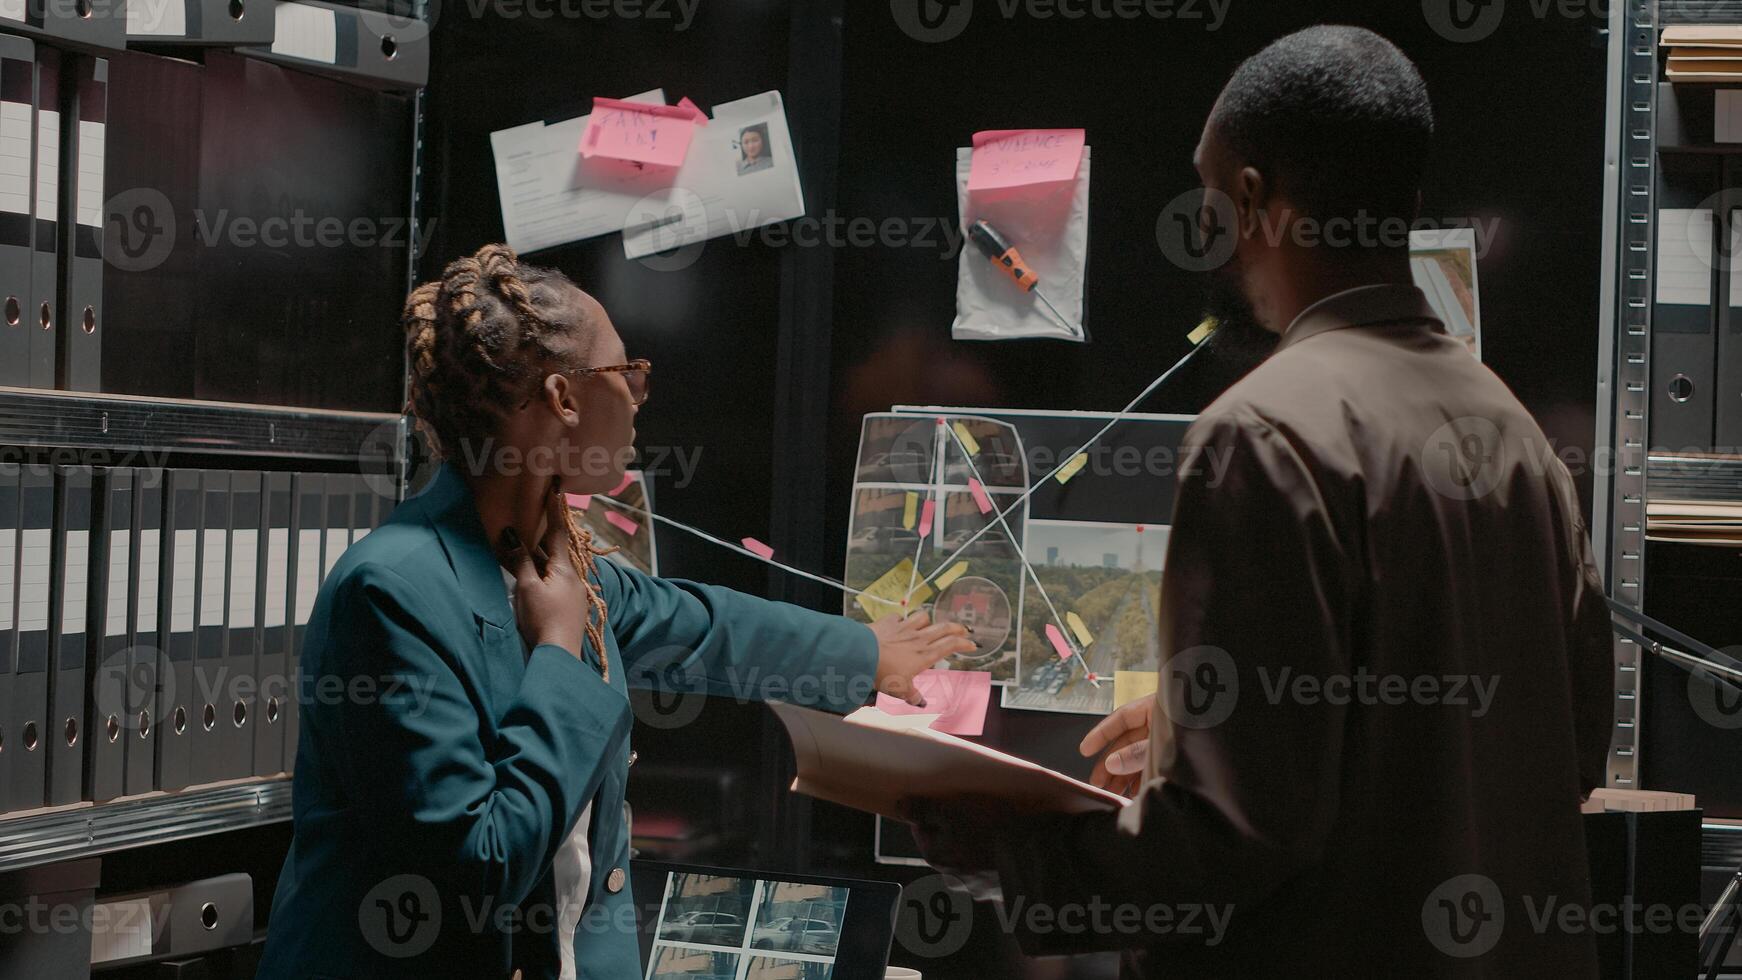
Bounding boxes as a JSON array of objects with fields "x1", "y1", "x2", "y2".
[
  {"x1": 968, "y1": 128, "x2": 1086, "y2": 192},
  {"x1": 603, "y1": 509, "x2": 639, "y2": 536},
  {"x1": 918, "y1": 498, "x2": 936, "y2": 537},
  {"x1": 609, "y1": 472, "x2": 636, "y2": 497},
  {"x1": 676, "y1": 96, "x2": 708, "y2": 125},
  {"x1": 876, "y1": 670, "x2": 993, "y2": 736},
  {"x1": 581, "y1": 97, "x2": 698, "y2": 167},
  {"x1": 565, "y1": 493, "x2": 592, "y2": 511},
  {"x1": 968, "y1": 478, "x2": 993, "y2": 515},
  {"x1": 742, "y1": 537, "x2": 775, "y2": 560},
  {"x1": 1045, "y1": 623, "x2": 1074, "y2": 660}
]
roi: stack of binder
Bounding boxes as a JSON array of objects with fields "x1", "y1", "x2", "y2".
[
  {"x1": 1645, "y1": 454, "x2": 1742, "y2": 544},
  {"x1": 1664, "y1": 26, "x2": 1742, "y2": 82},
  {"x1": 1, "y1": 1, "x2": 426, "y2": 400},
  {"x1": 0, "y1": 465, "x2": 384, "y2": 815}
]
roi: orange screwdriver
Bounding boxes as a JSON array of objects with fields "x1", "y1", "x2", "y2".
[{"x1": 967, "y1": 218, "x2": 1083, "y2": 337}]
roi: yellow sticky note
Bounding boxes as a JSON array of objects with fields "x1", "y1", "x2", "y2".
[
  {"x1": 1055, "y1": 452, "x2": 1089, "y2": 484},
  {"x1": 853, "y1": 558, "x2": 935, "y2": 620},
  {"x1": 902, "y1": 491, "x2": 918, "y2": 530},
  {"x1": 1187, "y1": 317, "x2": 1218, "y2": 345},
  {"x1": 934, "y1": 560, "x2": 970, "y2": 591},
  {"x1": 952, "y1": 421, "x2": 981, "y2": 456},
  {"x1": 1114, "y1": 670, "x2": 1160, "y2": 709},
  {"x1": 1065, "y1": 611, "x2": 1094, "y2": 648}
]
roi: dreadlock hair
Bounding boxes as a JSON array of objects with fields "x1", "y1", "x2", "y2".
[{"x1": 402, "y1": 242, "x2": 619, "y2": 675}]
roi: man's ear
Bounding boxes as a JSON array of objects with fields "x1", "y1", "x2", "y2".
[{"x1": 1234, "y1": 165, "x2": 1268, "y2": 239}]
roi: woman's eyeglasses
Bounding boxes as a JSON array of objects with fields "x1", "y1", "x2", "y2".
[{"x1": 519, "y1": 358, "x2": 652, "y2": 410}]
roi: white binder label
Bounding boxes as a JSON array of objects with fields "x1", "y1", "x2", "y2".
[
  {"x1": 294, "y1": 528, "x2": 321, "y2": 625},
  {"x1": 0, "y1": 0, "x2": 21, "y2": 24},
  {"x1": 105, "y1": 529, "x2": 129, "y2": 636},
  {"x1": 170, "y1": 528, "x2": 196, "y2": 633},
  {"x1": 323, "y1": 528, "x2": 346, "y2": 577},
  {"x1": 76, "y1": 119, "x2": 104, "y2": 229},
  {"x1": 126, "y1": 0, "x2": 188, "y2": 37},
  {"x1": 0, "y1": 527, "x2": 13, "y2": 628},
  {"x1": 19, "y1": 527, "x2": 49, "y2": 631},
  {"x1": 272, "y1": 3, "x2": 339, "y2": 65},
  {"x1": 62, "y1": 528, "x2": 88, "y2": 634},
  {"x1": 265, "y1": 527, "x2": 289, "y2": 628},
  {"x1": 200, "y1": 528, "x2": 226, "y2": 623},
  {"x1": 0, "y1": 101, "x2": 29, "y2": 216},
  {"x1": 1655, "y1": 208, "x2": 1715, "y2": 307},
  {"x1": 228, "y1": 528, "x2": 257, "y2": 628},
  {"x1": 34, "y1": 109, "x2": 57, "y2": 222},
  {"x1": 137, "y1": 528, "x2": 161, "y2": 635}
]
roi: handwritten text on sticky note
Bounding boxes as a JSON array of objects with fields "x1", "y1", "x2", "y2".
[
  {"x1": 855, "y1": 558, "x2": 935, "y2": 621},
  {"x1": 581, "y1": 97, "x2": 698, "y2": 168},
  {"x1": 968, "y1": 128, "x2": 1086, "y2": 192}
]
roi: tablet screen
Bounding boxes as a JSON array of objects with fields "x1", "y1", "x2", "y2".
[{"x1": 634, "y1": 862, "x2": 898, "y2": 980}]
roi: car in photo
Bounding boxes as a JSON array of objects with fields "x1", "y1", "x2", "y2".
[
  {"x1": 750, "y1": 916, "x2": 841, "y2": 955},
  {"x1": 661, "y1": 910, "x2": 747, "y2": 948}
]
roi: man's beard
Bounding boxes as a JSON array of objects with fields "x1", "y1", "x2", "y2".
[{"x1": 1202, "y1": 261, "x2": 1277, "y2": 372}]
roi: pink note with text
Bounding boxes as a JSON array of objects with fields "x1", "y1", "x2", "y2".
[
  {"x1": 968, "y1": 128, "x2": 1085, "y2": 191},
  {"x1": 581, "y1": 98, "x2": 698, "y2": 167}
]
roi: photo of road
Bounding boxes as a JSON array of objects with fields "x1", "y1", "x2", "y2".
[
  {"x1": 844, "y1": 413, "x2": 1030, "y2": 681},
  {"x1": 1004, "y1": 520, "x2": 1167, "y2": 715}
]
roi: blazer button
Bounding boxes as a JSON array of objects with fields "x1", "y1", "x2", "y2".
[
  {"x1": 607, "y1": 868, "x2": 626, "y2": 893},
  {"x1": 627, "y1": 749, "x2": 638, "y2": 767}
]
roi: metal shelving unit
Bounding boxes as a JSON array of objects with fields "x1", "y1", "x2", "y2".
[
  {"x1": 1598, "y1": 8, "x2": 1742, "y2": 908},
  {"x1": 0, "y1": 385, "x2": 402, "y2": 463},
  {"x1": 0, "y1": 6, "x2": 426, "y2": 873},
  {"x1": 1596, "y1": 0, "x2": 1656, "y2": 791},
  {"x1": 0, "y1": 780, "x2": 292, "y2": 875}
]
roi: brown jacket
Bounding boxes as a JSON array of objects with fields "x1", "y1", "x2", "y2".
[{"x1": 996, "y1": 284, "x2": 1614, "y2": 977}]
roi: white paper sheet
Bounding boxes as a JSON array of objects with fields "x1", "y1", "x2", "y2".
[{"x1": 490, "y1": 90, "x2": 676, "y2": 255}]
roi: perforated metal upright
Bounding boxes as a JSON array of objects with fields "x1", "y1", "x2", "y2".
[{"x1": 1594, "y1": 0, "x2": 1657, "y2": 789}]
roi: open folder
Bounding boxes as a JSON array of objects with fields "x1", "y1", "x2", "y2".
[{"x1": 769, "y1": 702, "x2": 1129, "y2": 821}]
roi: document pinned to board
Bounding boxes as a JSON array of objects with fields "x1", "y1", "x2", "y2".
[
  {"x1": 490, "y1": 89, "x2": 680, "y2": 255},
  {"x1": 618, "y1": 90, "x2": 806, "y2": 260},
  {"x1": 491, "y1": 89, "x2": 805, "y2": 259},
  {"x1": 769, "y1": 701, "x2": 1128, "y2": 821}
]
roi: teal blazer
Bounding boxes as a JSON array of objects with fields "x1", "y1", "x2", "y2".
[{"x1": 258, "y1": 461, "x2": 877, "y2": 979}]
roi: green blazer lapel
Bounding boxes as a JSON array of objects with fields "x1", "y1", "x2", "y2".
[{"x1": 415, "y1": 461, "x2": 515, "y2": 632}]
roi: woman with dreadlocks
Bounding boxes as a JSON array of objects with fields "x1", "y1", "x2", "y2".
[{"x1": 259, "y1": 244, "x2": 971, "y2": 980}]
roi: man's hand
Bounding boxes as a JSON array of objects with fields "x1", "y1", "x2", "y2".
[
  {"x1": 498, "y1": 487, "x2": 590, "y2": 660},
  {"x1": 869, "y1": 612, "x2": 974, "y2": 706},
  {"x1": 1080, "y1": 693, "x2": 1155, "y2": 798},
  {"x1": 900, "y1": 796, "x2": 1019, "y2": 876}
]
